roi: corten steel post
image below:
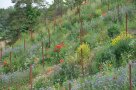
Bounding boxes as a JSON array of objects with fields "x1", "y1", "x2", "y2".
[
  {"x1": 81, "y1": 49, "x2": 84, "y2": 77},
  {"x1": 107, "y1": 3, "x2": 110, "y2": 10},
  {"x1": 78, "y1": 6, "x2": 81, "y2": 19},
  {"x1": 80, "y1": 19, "x2": 83, "y2": 44},
  {"x1": 47, "y1": 28, "x2": 51, "y2": 48},
  {"x1": 9, "y1": 51, "x2": 12, "y2": 90},
  {"x1": 78, "y1": 6, "x2": 83, "y2": 44},
  {"x1": 126, "y1": 13, "x2": 128, "y2": 36},
  {"x1": 24, "y1": 38, "x2": 26, "y2": 51},
  {"x1": 42, "y1": 42, "x2": 44, "y2": 67},
  {"x1": 30, "y1": 28, "x2": 33, "y2": 40},
  {"x1": 129, "y1": 63, "x2": 132, "y2": 90},
  {"x1": 69, "y1": 81, "x2": 71, "y2": 90},
  {"x1": 54, "y1": 17, "x2": 56, "y2": 31},
  {"x1": 9, "y1": 51, "x2": 12, "y2": 69},
  {"x1": 117, "y1": 4, "x2": 120, "y2": 22},
  {"x1": 29, "y1": 64, "x2": 32, "y2": 90},
  {"x1": 60, "y1": 1, "x2": 63, "y2": 17},
  {"x1": 0, "y1": 48, "x2": 2, "y2": 61}
]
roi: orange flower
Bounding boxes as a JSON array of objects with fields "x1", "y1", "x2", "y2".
[
  {"x1": 47, "y1": 68, "x2": 52, "y2": 73},
  {"x1": 60, "y1": 59, "x2": 64, "y2": 63},
  {"x1": 3, "y1": 61, "x2": 8, "y2": 66},
  {"x1": 102, "y1": 12, "x2": 106, "y2": 17}
]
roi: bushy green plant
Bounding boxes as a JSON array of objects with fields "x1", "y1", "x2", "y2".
[
  {"x1": 62, "y1": 20, "x2": 72, "y2": 30},
  {"x1": 112, "y1": 38, "x2": 134, "y2": 67},
  {"x1": 51, "y1": 62, "x2": 80, "y2": 86},
  {"x1": 34, "y1": 78, "x2": 52, "y2": 89},
  {"x1": 95, "y1": 45, "x2": 115, "y2": 64},
  {"x1": 107, "y1": 24, "x2": 120, "y2": 38}
]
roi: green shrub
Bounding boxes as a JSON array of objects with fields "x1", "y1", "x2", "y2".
[
  {"x1": 34, "y1": 78, "x2": 52, "y2": 89},
  {"x1": 112, "y1": 38, "x2": 133, "y2": 67},
  {"x1": 88, "y1": 60, "x2": 99, "y2": 75},
  {"x1": 50, "y1": 62, "x2": 80, "y2": 86},
  {"x1": 62, "y1": 20, "x2": 71, "y2": 30},
  {"x1": 107, "y1": 24, "x2": 120, "y2": 38},
  {"x1": 95, "y1": 46, "x2": 115, "y2": 64}
]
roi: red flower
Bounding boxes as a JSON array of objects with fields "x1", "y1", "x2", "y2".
[
  {"x1": 60, "y1": 59, "x2": 64, "y2": 63},
  {"x1": 56, "y1": 44, "x2": 62, "y2": 49},
  {"x1": 54, "y1": 42, "x2": 64, "y2": 52}
]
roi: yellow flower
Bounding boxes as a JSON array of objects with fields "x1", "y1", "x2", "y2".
[
  {"x1": 108, "y1": 64, "x2": 112, "y2": 67},
  {"x1": 111, "y1": 32, "x2": 133, "y2": 46},
  {"x1": 77, "y1": 43, "x2": 91, "y2": 58}
]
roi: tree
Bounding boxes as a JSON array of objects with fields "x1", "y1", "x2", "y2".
[
  {"x1": 6, "y1": 0, "x2": 43, "y2": 41},
  {"x1": 0, "y1": 8, "x2": 14, "y2": 41},
  {"x1": 65, "y1": 0, "x2": 75, "y2": 10}
]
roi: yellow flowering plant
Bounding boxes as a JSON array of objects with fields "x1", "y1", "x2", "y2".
[
  {"x1": 111, "y1": 32, "x2": 133, "y2": 46},
  {"x1": 77, "y1": 43, "x2": 91, "y2": 59}
]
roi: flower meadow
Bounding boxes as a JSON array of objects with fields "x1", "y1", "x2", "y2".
[{"x1": 0, "y1": 0, "x2": 136, "y2": 89}]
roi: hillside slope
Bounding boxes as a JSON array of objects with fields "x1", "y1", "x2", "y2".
[{"x1": 0, "y1": 0, "x2": 136, "y2": 89}]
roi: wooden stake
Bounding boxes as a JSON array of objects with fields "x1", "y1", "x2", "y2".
[
  {"x1": 107, "y1": 3, "x2": 110, "y2": 10},
  {"x1": 0, "y1": 48, "x2": 2, "y2": 61},
  {"x1": 78, "y1": 6, "x2": 83, "y2": 44},
  {"x1": 24, "y1": 38, "x2": 26, "y2": 51},
  {"x1": 29, "y1": 64, "x2": 32, "y2": 90},
  {"x1": 69, "y1": 81, "x2": 71, "y2": 90},
  {"x1": 81, "y1": 49, "x2": 84, "y2": 77},
  {"x1": 30, "y1": 31, "x2": 33, "y2": 40},
  {"x1": 129, "y1": 63, "x2": 132, "y2": 90},
  {"x1": 78, "y1": 6, "x2": 81, "y2": 18},
  {"x1": 42, "y1": 42, "x2": 44, "y2": 67},
  {"x1": 80, "y1": 19, "x2": 83, "y2": 44},
  {"x1": 126, "y1": 13, "x2": 128, "y2": 36},
  {"x1": 54, "y1": 17, "x2": 56, "y2": 31},
  {"x1": 117, "y1": 4, "x2": 120, "y2": 21},
  {"x1": 47, "y1": 28, "x2": 51, "y2": 48},
  {"x1": 9, "y1": 51, "x2": 12, "y2": 69}
]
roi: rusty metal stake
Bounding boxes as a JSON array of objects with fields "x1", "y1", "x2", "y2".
[
  {"x1": 69, "y1": 81, "x2": 71, "y2": 90},
  {"x1": 9, "y1": 51, "x2": 12, "y2": 69},
  {"x1": 126, "y1": 13, "x2": 128, "y2": 36},
  {"x1": 30, "y1": 64, "x2": 32, "y2": 90},
  {"x1": 0, "y1": 48, "x2": 2, "y2": 61},
  {"x1": 81, "y1": 49, "x2": 84, "y2": 77},
  {"x1": 129, "y1": 63, "x2": 132, "y2": 90},
  {"x1": 117, "y1": 4, "x2": 120, "y2": 21},
  {"x1": 42, "y1": 42, "x2": 44, "y2": 67},
  {"x1": 30, "y1": 30, "x2": 33, "y2": 40},
  {"x1": 24, "y1": 38, "x2": 26, "y2": 51},
  {"x1": 107, "y1": 3, "x2": 110, "y2": 10},
  {"x1": 47, "y1": 28, "x2": 51, "y2": 48},
  {"x1": 80, "y1": 19, "x2": 83, "y2": 44},
  {"x1": 54, "y1": 17, "x2": 56, "y2": 31}
]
